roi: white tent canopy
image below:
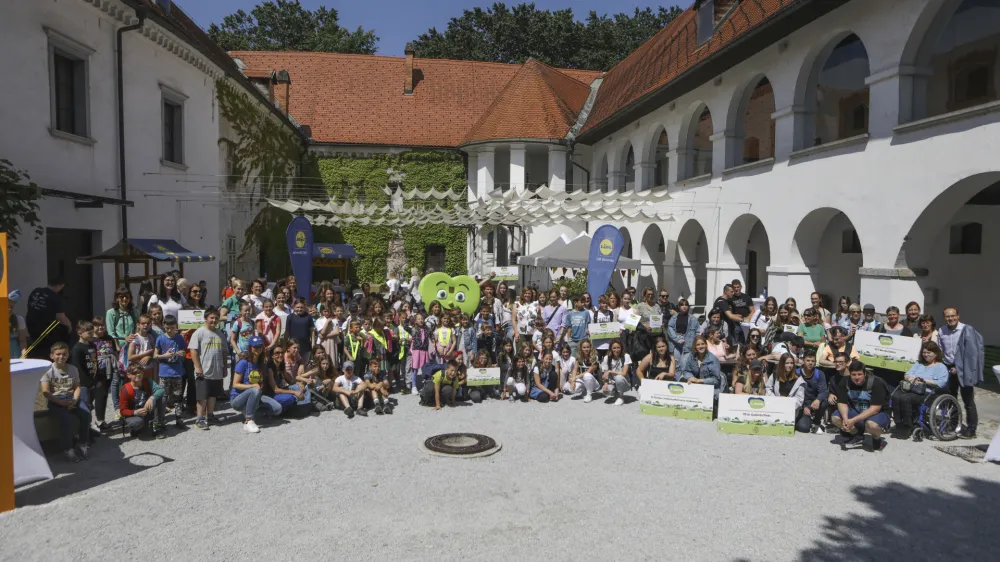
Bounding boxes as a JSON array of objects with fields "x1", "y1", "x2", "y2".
[{"x1": 518, "y1": 231, "x2": 641, "y2": 269}]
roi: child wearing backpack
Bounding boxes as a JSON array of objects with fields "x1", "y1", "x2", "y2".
[{"x1": 795, "y1": 349, "x2": 829, "y2": 433}]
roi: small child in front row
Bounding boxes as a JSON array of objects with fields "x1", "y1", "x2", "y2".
[
  {"x1": 119, "y1": 364, "x2": 167, "y2": 439},
  {"x1": 333, "y1": 360, "x2": 366, "y2": 419},
  {"x1": 41, "y1": 342, "x2": 93, "y2": 462},
  {"x1": 364, "y1": 357, "x2": 393, "y2": 415},
  {"x1": 409, "y1": 312, "x2": 430, "y2": 393},
  {"x1": 154, "y1": 315, "x2": 188, "y2": 428}
]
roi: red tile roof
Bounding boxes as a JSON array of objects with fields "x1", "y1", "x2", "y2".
[
  {"x1": 462, "y1": 59, "x2": 593, "y2": 145},
  {"x1": 581, "y1": 0, "x2": 795, "y2": 137},
  {"x1": 230, "y1": 51, "x2": 601, "y2": 148}
]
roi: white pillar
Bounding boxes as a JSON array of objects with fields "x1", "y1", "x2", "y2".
[
  {"x1": 766, "y1": 265, "x2": 816, "y2": 307},
  {"x1": 771, "y1": 105, "x2": 805, "y2": 160},
  {"x1": 633, "y1": 162, "x2": 656, "y2": 192},
  {"x1": 476, "y1": 147, "x2": 495, "y2": 195},
  {"x1": 709, "y1": 130, "x2": 736, "y2": 176},
  {"x1": 548, "y1": 145, "x2": 567, "y2": 192},
  {"x1": 859, "y1": 267, "x2": 927, "y2": 314},
  {"x1": 865, "y1": 66, "x2": 931, "y2": 134},
  {"x1": 466, "y1": 149, "x2": 478, "y2": 201},
  {"x1": 509, "y1": 143, "x2": 526, "y2": 192}
]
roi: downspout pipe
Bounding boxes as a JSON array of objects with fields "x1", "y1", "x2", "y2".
[{"x1": 117, "y1": 8, "x2": 147, "y2": 278}]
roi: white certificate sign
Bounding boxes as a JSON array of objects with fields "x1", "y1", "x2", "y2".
[
  {"x1": 639, "y1": 379, "x2": 714, "y2": 421},
  {"x1": 178, "y1": 310, "x2": 205, "y2": 331},
  {"x1": 650, "y1": 314, "x2": 664, "y2": 334},
  {"x1": 491, "y1": 266, "x2": 519, "y2": 282},
  {"x1": 466, "y1": 367, "x2": 501, "y2": 386},
  {"x1": 783, "y1": 324, "x2": 798, "y2": 333},
  {"x1": 717, "y1": 394, "x2": 796, "y2": 436},
  {"x1": 854, "y1": 331, "x2": 921, "y2": 372},
  {"x1": 588, "y1": 322, "x2": 621, "y2": 343},
  {"x1": 624, "y1": 313, "x2": 642, "y2": 331}
]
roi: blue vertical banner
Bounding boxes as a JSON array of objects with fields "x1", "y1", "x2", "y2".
[
  {"x1": 586, "y1": 224, "x2": 625, "y2": 301},
  {"x1": 286, "y1": 215, "x2": 313, "y2": 301}
]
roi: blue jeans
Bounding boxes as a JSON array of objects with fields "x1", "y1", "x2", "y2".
[
  {"x1": 231, "y1": 388, "x2": 282, "y2": 421},
  {"x1": 273, "y1": 384, "x2": 311, "y2": 413},
  {"x1": 838, "y1": 407, "x2": 891, "y2": 433},
  {"x1": 49, "y1": 394, "x2": 92, "y2": 451}
]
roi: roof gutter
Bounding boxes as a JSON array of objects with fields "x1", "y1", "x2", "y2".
[{"x1": 576, "y1": 0, "x2": 847, "y2": 144}]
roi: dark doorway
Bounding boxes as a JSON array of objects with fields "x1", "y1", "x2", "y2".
[
  {"x1": 496, "y1": 228, "x2": 509, "y2": 267},
  {"x1": 746, "y1": 250, "x2": 758, "y2": 299},
  {"x1": 425, "y1": 244, "x2": 446, "y2": 273},
  {"x1": 46, "y1": 228, "x2": 94, "y2": 324}
]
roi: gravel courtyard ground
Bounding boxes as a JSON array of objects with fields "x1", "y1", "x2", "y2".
[{"x1": 3, "y1": 393, "x2": 1000, "y2": 562}]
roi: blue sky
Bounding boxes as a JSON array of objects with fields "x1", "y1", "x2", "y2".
[{"x1": 174, "y1": 1, "x2": 686, "y2": 56}]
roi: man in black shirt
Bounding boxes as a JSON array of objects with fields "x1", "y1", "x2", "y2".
[
  {"x1": 831, "y1": 360, "x2": 891, "y2": 452},
  {"x1": 713, "y1": 284, "x2": 734, "y2": 343},
  {"x1": 726, "y1": 279, "x2": 755, "y2": 345},
  {"x1": 25, "y1": 275, "x2": 72, "y2": 358}
]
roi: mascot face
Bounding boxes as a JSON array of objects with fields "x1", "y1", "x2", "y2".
[{"x1": 418, "y1": 273, "x2": 481, "y2": 316}]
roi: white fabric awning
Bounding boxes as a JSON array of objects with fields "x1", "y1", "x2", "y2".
[{"x1": 518, "y1": 231, "x2": 641, "y2": 269}]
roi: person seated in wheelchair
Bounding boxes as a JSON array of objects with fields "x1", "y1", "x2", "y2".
[
  {"x1": 891, "y1": 341, "x2": 950, "y2": 441},
  {"x1": 830, "y1": 360, "x2": 891, "y2": 452}
]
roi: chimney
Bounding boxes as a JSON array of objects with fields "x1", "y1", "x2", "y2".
[
  {"x1": 275, "y1": 70, "x2": 291, "y2": 117},
  {"x1": 404, "y1": 42, "x2": 415, "y2": 95}
]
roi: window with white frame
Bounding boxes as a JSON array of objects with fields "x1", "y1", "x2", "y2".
[
  {"x1": 46, "y1": 28, "x2": 93, "y2": 139},
  {"x1": 161, "y1": 84, "x2": 187, "y2": 166}
]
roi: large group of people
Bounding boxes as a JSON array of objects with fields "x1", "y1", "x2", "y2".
[{"x1": 11, "y1": 267, "x2": 987, "y2": 462}]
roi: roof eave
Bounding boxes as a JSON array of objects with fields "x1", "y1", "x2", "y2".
[
  {"x1": 458, "y1": 138, "x2": 571, "y2": 150},
  {"x1": 576, "y1": 0, "x2": 847, "y2": 144}
]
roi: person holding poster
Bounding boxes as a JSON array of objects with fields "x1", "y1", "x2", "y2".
[
  {"x1": 831, "y1": 360, "x2": 891, "y2": 452},
  {"x1": 567, "y1": 340, "x2": 600, "y2": 402},
  {"x1": 600, "y1": 339, "x2": 633, "y2": 406},
  {"x1": 678, "y1": 336, "x2": 723, "y2": 397},
  {"x1": 592, "y1": 296, "x2": 616, "y2": 356},
  {"x1": 636, "y1": 337, "x2": 676, "y2": 382},
  {"x1": 766, "y1": 354, "x2": 805, "y2": 413}
]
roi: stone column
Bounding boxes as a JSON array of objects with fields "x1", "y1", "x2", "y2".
[
  {"x1": 866, "y1": 65, "x2": 932, "y2": 134},
  {"x1": 771, "y1": 105, "x2": 806, "y2": 160},
  {"x1": 548, "y1": 145, "x2": 567, "y2": 192},
  {"x1": 607, "y1": 171, "x2": 626, "y2": 193},
  {"x1": 633, "y1": 162, "x2": 656, "y2": 192},
  {"x1": 766, "y1": 264, "x2": 816, "y2": 307},
  {"x1": 859, "y1": 267, "x2": 927, "y2": 314},
  {"x1": 509, "y1": 143, "x2": 526, "y2": 192},
  {"x1": 466, "y1": 149, "x2": 478, "y2": 202},
  {"x1": 476, "y1": 147, "x2": 495, "y2": 195},
  {"x1": 709, "y1": 130, "x2": 737, "y2": 176}
]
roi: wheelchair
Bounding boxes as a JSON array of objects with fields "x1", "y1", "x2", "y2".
[{"x1": 890, "y1": 384, "x2": 963, "y2": 442}]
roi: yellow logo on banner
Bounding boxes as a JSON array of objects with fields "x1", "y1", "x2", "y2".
[
  {"x1": 319, "y1": 246, "x2": 332, "y2": 255},
  {"x1": 295, "y1": 231, "x2": 306, "y2": 248},
  {"x1": 599, "y1": 238, "x2": 614, "y2": 256}
]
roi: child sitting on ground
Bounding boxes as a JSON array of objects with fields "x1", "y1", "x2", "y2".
[
  {"x1": 333, "y1": 360, "x2": 366, "y2": 418},
  {"x1": 119, "y1": 364, "x2": 167, "y2": 439},
  {"x1": 420, "y1": 360, "x2": 464, "y2": 410},
  {"x1": 41, "y1": 342, "x2": 93, "y2": 461},
  {"x1": 364, "y1": 357, "x2": 393, "y2": 415}
]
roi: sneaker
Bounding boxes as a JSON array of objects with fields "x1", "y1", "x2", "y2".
[
  {"x1": 384, "y1": 404, "x2": 394, "y2": 415},
  {"x1": 862, "y1": 434, "x2": 874, "y2": 453},
  {"x1": 243, "y1": 420, "x2": 261, "y2": 434},
  {"x1": 400, "y1": 388, "x2": 411, "y2": 395},
  {"x1": 196, "y1": 418, "x2": 209, "y2": 431},
  {"x1": 614, "y1": 398, "x2": 624, "y2": 406},
  {"x1": 175, "y1": 418, "x2": 187, "y2": 429},
  {"x1": 875, "y1": 438, "x2": 888, "y2": 452},
  {"x1": 809, "y1": 424, "x2": 819, "y2": 434},
  {"x1": 374, "y1": 404, "x2": 384, "y2": 415},
  {"x1": 411, "y1": 387, "x2": 419, "y2": 395},
  {"x1": 825, "y1": 424, "x2": 840, "y2": 434},
  {"x1": 207, "y1": 413, "x2": 218, "y2": 423},
  {"x1": 912, "y1": 428, "x2": 924, "y2": 443},
  {"x1": 78, "y1": 444, "x2": 89, "y2": 460},
  {"x1": 583, "y1": 394, "x2": 593, "y2": 404},
  {"x1": 357, "y1": 409, "x2": 369, "y2": 417},
  {"x1": 64, "y1": 449, "x2": 80, "y2": 463},
  {"x1": 345, "y1": 407, "x2": 355, "y2": 419},
  {"x1": 959, "y1": 428, "x2": 977, "y2": 440},
  {"x1": 97, "y1": 421, "x2": 109, "y2": 432},
  {"x1": 114, "y1": 409, "x2": 121, "y2": 421},
  {"x1": 154, "y1": 430, "x2": 166, "y2": 440}
]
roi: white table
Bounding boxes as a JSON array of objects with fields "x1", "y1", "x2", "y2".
[{"x1": 10, "y1": 359, "x2": 53, "y2": 487}]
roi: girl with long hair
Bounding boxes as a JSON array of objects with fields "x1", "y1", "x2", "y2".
[
  {"x1": 148, "y1": 275, "x2": 183, "y2": 320},
  {"x1": 637, "y1": 337, "x2": 676, "y2": 382},
  {"x1": 678, "y1": 335, "x2": 722, "y2": 395},
  {"x1": 600, "y1": 339, "x2": 632, "y2": 405},
  {"x1": 567, "y1": 339, "x2": 600, "y2": 401},
  {"x1": 229, "y1": 337, "x2": 283, "y2": 433},
  {"x1": 106, "y1": 286, "x2": 139, "y2": 350},
  {"x1": 766, "y1": 353, "x2": 804, "y2": 409}
]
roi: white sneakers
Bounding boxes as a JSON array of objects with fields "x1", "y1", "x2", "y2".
[
  {"x1": 614, "y1": 398, "x2": 624, "y2": 406},
  {"x1": 243, "y1": 420, "x2": 261, "y2": 434},
  {"x1": 583, "y1": 394, "x2": 593, "y2": 403}
]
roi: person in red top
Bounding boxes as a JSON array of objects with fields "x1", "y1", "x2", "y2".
[{"x1": 119, "y1": 364, "x2": 167, "y2": 439}]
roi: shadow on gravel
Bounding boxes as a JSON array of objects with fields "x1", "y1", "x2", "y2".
[
  {"x1": 792, "y1": 476, "x2": 1000, "y2": 561},
  {"x1": 15, "y1": 450, "x2": 174, "y2": 507}
]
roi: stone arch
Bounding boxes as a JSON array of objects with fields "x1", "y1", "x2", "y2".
[
  {"x1": 722, "y1": 214, "x2": 771, "y2": 299},
  {"x1": 677, "y1": 102, "x2": 714, "y2": 180},
  {"x1": 793, "y1": 31, "x2": 872, "y2": 149},
  {"x1": 638, "y1": 223, "x2": 667, "y2": 292},
  {"x1": 726, "y1": 74, "x2": 776, "y2": 166},
  {"x1": 614, "y1": 139, "x2": 636, "y2": 192},
  {"x1": 900, "y1": 0, "x2": 1000, "y2": 122},
  {"x1": 642, "y1": 122, "x2": 671, "y2": 188},
  {"x1": 667, "y1": 218, "x2": 710, "y2": 307},
  {"x1": 790, "y1": 207, "x2": 864, "y2": 309}
]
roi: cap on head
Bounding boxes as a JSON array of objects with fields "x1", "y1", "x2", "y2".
[
  {"x1": 749, "y1": 360, "x2": 764, "y2": 372},
  {"x1": 248, "y1": 335, "x2": 264, "y2": 347},
  {"x1": 343, "y1": 360, "x2": 354, "y2": 371},
  {"x1": 8, "y1": 290, "x2": 21, "y2": 304},
  {"x1": 863, "y1": 303, "x2": 875, "y2": 312}
]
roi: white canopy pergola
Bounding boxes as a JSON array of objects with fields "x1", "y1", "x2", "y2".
[{"x1": 518, "y1": 231, "x2": 641, "y2": 269}]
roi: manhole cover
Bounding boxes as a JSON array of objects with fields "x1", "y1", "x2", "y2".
[{"x1": 423, "y1": 433, "x2": 501, "y2": 458}]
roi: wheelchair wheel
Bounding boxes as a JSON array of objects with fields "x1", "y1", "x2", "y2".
[{"x1": 928, "y1": 394, "x2": 963, "y2": 441}]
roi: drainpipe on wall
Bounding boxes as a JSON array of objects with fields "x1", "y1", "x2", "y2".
[{"x1": 116, "y1": 8, "x2": 147, "y2": 279}]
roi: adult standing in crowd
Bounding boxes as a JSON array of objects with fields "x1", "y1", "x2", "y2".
[
  {"x1": 147, "y1": 274, "x2": 183, "y2": 321},
  {"x1": 726, "y1": 279, "x2": 755, "y2": 345},
  {"x1": 904, "y1": 302, "x2": 922, "y2": 334},
  {"x1": 657, "y1": 289, "x2": 676, "y2": 317},
  {"x1": 938, "y1": 308, "x2": 984, "y2": 439},
  {"x1": 105, "y1": 286, "x2": 138, "y2": 351},
  {"x1": 667, "y1": 298, "x2": 698, "y2": 362},
  {"x1": 25, "y1": 275, "x2": 72, "y2": 358}
]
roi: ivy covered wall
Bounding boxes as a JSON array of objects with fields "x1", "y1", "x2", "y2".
[{"x1": 312, "y1": 151, "x2": 468, "y2": 284}]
